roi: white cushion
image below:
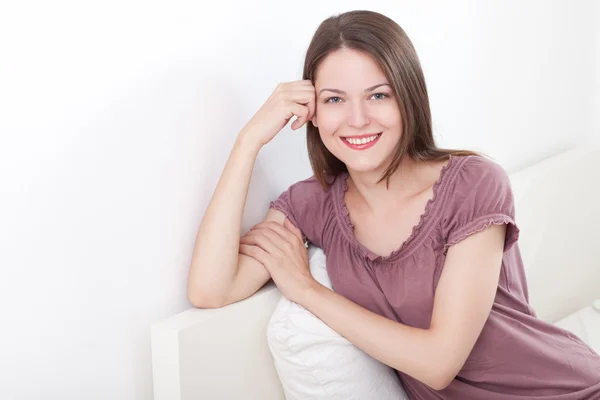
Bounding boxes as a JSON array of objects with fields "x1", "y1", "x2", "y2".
[
  {"x1": 508, "y1": 147, "x2": 600, "y2": 323},
  {"x1": 266, "y1": 246, "x2": 408, "y2": 400}
]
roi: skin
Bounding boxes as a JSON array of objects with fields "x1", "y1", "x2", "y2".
[{"x1": 240, "y1": 48, "x2": 507, "y2": 391}]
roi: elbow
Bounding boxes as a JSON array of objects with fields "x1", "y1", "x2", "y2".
[
  {"x1": 187, "y1": 285, "x2": 226, "y2": 309},
  {"x1": 430, "y1": 373, "x2": 454, "y2": 391},
  {"x1": 423, "y1": 332, "x2": 463, "y2": 391},
  {"x1": 429, "y1": 364, "x2": 460, "y2": 391}
]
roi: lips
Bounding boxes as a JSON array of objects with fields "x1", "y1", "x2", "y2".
[{"x1": 341, "y1": 132, "x2": 382, "y2": 150}]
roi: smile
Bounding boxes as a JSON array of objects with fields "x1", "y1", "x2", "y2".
[{"x1": 341, "y1": 133, "x2": 382, "y2": 150}]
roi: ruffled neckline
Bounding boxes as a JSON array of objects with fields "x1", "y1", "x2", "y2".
[{"x1": 333, "y1": 155, "x2": 457, "y2": 263}]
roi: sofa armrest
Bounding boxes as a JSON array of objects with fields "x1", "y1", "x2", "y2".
[{"x1": 151, "y1": 281, "x2": 285, "y2": 400}]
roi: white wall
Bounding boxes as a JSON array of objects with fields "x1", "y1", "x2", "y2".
[
  {"x1": 0, "y1": 1, "x2": 596, "y2": 399},
  {"x1": 594, "y1": 0, "x2": 600, "y2": 144}
]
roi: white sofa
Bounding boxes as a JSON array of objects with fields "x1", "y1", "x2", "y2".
[{"x1": 151, "y1": 146, "x2": 600, "y2": 400}]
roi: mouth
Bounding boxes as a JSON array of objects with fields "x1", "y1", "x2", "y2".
[{"x1": 341, "y1": 132, "x2": 382, "y2": 150}]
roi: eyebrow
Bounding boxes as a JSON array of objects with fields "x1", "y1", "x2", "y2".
[{"x1": 318, "y1": 83, "x2": 391, "y2": 96}]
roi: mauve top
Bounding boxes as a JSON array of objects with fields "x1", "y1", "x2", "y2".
[{"x1": 270, "y1": 154, "x2": 600, "y2": 399}]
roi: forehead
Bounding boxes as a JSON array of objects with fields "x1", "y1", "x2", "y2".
[{"x1": 315, "y1": 48, "x2": 388, "y2": 87}]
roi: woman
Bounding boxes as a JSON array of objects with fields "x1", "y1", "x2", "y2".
[{"x1": 188, "y1": 10, "x2": 600, "y2": 399}]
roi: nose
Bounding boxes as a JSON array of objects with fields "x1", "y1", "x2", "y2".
[{"x1": 347, "y1": 101, "x2": 370, "y2": 129}]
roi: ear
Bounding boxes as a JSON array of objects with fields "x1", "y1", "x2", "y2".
[{"x1": 310, "y1": 114, "x2": 318, "y2": 127}]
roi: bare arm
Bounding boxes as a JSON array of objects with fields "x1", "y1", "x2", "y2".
[
  {"x1": 187, "y1": 130, "x2": 263, "y2": 308},
  {"x1": 221, "y1": 208, "x2": 289, "y2": 307},
  {"x1": 187, "y1": 80, "x2": 316, "y2": 308},
  {"x1": 299, "y1": 224, "x2": 506, "y2": 390}
]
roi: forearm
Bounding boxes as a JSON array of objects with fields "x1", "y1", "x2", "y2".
[
  {"x1": 187, "y1": 130, "x2": 262, "y2": 304},
  {"x1": 302, "y1": 284, "x2": 449, "y2": 390}
]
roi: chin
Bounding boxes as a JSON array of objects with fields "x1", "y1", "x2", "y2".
[
  {"x1": 322, "y1": 141, "x2": 393, "y2": 173},
  {"x1": 343, "y1": 159, "x2": 386, "y2": 174}
]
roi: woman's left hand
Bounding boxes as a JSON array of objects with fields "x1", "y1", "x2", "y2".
[{"x1": 239, "y1": 219, "x2": 318, "y2": 305}]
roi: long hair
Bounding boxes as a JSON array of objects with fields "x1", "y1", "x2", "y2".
[{"x1": 302, "y1": 10, "x2": 482, "y2": 189}]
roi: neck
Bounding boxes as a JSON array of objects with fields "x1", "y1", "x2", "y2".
[{"x1": 346, "y1": 155, "x2": 438, "y2": 215}]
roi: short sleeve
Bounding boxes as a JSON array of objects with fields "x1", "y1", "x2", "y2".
[
  {"x1": 441, "y1": 156, "x2": 520, "y2": 254},
  {"x1": 269, "y1": 176, "x2": 333, "y2": 249}
]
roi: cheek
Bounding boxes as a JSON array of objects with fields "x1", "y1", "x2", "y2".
[
  {"x1": 316, "y1": 106, "x2": 344, "y2": 131},
  {"x1": 318, "y1": 130, "x2": 337, "y2": 150},
  {"x1": 391, "y1": 108, "x2": 402, "y2": 126},
  {"x1": 373, "y1": 103, "x2": 402, "y2": 125},
  {"x1": 318, "y1": 128, "x2": 341, "y2": 157}
]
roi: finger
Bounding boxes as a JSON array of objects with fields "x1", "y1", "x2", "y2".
[
  {"x1": 307, "y1": 99, "x2": 316, "y2": 124},
  {"x1": 244, "y1": 227, "x2": 291, "y2": 252},
  {"x1": 289, "y1": 104, "x2": 309, "y2": 130},
  {"x1": 239, "y1": 244, "x2": 269, "y2": 267},
  {"x1": 294, "y1": 90, "x2": 315, "y2": 123},
  {"x1": 282, "y1": 89, "x2": 315, "y2": 111},
  {"x1": 282, "y1": 88, "x2": 315, "y2": 123},
  {"x1": 305, "y1": 92, "x2": 316, "y2": 125},
  {"x1": 240, "y1": 230, "x2": 282, "y2": 254},
  {"x1": 255, "y1": 221, "x2": 303, "y2": 247},
  {"x1": 283, "y1": 88, "x2": 316, "y2": 102},
  {"x1": 290, "y1": 80, "x2": 314, "y2": 88}
]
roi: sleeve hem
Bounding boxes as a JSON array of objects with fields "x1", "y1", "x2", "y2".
[
  {"x1": 269, "y1": 200, "x2": 308, "y2": 244},
  {"x1": 270, "y1": 200, "x2": 296, "y2": 225},
  {"x1": 444, "y1": 213, "x2": 520, "y2": 255}
]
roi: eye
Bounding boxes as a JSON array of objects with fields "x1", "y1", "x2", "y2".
[
  {"x1": 325, "y1": 96, "x2": 342, "y2": 104},
  {"x1": 371, "y1": 93, "x2": 388, "y2": 100}
]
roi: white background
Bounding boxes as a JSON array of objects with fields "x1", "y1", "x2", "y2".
[{"x1": 0, "y1": 1, "x2": 598, "y2": 399}]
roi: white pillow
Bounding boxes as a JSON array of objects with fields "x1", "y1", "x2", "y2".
[{"x1": 266, "y1": 246, "x2": 409, "y2": 400}]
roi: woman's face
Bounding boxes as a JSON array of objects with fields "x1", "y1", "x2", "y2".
[{"x1": 312, "y1": 48, "x2": 402, "y2": 174}]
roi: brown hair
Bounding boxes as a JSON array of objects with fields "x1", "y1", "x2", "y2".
[{"x1": 302, "y1": 10, "x2": 483, "y2": 189}]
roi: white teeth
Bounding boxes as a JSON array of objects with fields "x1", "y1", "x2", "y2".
[{"x1": 345, "y1": 134, "x2": 379, "y2": 145}]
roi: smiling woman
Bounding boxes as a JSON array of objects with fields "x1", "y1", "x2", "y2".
[
  {"x1": 302, "y1": 15, "x2": 480, "y2": 191},
  {"x1": 188, "y1": 9, "x2": 600, "y2": 400},
  {"x1": 312, "y1": 59, "x2": 403, "y2": 173}
]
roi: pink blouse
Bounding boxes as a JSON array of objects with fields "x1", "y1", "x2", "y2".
[{"x1": 270, "y1": 154, "x2": 600, "y2": 399}]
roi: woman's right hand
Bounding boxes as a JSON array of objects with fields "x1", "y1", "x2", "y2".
[{"x1": 241, "y1": 80, "x2": 316, "y2": 148}]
